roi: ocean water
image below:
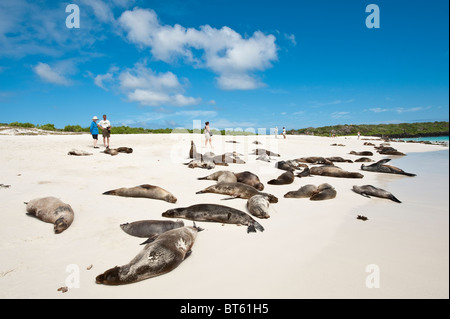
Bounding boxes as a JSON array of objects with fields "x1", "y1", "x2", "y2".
[{"x1": 398, "y1": 136, "x2": 449, "y2": 142}]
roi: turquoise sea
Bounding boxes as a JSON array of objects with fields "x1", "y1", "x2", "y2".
[{"x1": 398, "y1": 136, "x2": 449, "y2": 142}]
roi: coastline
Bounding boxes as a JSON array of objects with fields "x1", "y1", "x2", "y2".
[{"x1": 0, "y1": 133, "x2": 448, "y2": 299}]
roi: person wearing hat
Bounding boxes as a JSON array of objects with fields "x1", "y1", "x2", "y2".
[
  {"x1": 98, "y1": 114, "x2": 111, "y2": 148},
  {"x1": 90, "y1": 116, "x2": 99, "y2": 148}
]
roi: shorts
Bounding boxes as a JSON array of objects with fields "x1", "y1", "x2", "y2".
[
  {"x1": 92, "y1": 134, "x2": 98, "y2": 140},
  {"x1": 102, "y1": 129, "x2": 111, "y2": 138},
  {"x1": 205, "y1": 132, "x2": 211, "y2": 140}
]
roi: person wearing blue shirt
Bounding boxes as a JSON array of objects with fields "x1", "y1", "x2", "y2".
[{"x1": 90, "y1": 116, "x2": 100, "y2": 148}]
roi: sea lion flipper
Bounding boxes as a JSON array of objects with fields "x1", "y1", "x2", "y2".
[
  {"x1": 390, "y1": 195, "x2": 402, "y2": 203},
  {"x1": 361, "y1": 192, "x2": 371, "y2": 198},
  {"x1": 221, "y1": 196, "x2": 238, "y2": 200},
  {"x1": 184, "y1": 249, "x2": 193, "y2": 260},
  {"x1": 376, "y1": 158, "x2": 391, "y2": 165},
  {"x1": 140, "y1": 235, "x2": 158, "y2": 245}
]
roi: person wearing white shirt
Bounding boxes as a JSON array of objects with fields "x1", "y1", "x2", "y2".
[{"x1": 98, "y1": 114, "x2": 111, "y2": 148}]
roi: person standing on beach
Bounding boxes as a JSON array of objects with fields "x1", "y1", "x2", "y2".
[
  {"x1": 98, "y1": 114, "x2": 111, "y2": 148},
  {"x1": 282, "y1": 127, "x2": 286, "y2": 139},
  {"x1": 204, "y1": 121, "x2": 213, "y2": 149},
  {"x1": 90, "y1": 116, "x2": 99, "y2": 148},
  {"x1": 357, "y1": 131, "x2": 361, "y2": 140},
  {"x1": 274, "y1": 126, "x2": 278, "y2": 138}
]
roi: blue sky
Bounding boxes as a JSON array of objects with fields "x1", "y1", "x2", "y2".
[{"x1": 0, "y1": 0, "x2": 448, "y2": 131}]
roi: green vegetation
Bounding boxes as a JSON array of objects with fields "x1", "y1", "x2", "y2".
[
  {"x1": 288, "y1": 121, "x2": 449, "y2": 138},
  {"x1": 4, "y1": 121, "x2": 448, "y2": 138}
]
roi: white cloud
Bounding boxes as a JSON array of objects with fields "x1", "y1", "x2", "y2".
[
  {"x1": 118, "y1": 8, "x2": 278, "y2": 90},
  {"x1": 396, "y1": 106, "x2": 431, "y2": 113},
  {"x1": 80, "y1": 0, "x2": 115, "y2": 23},
  {"x1": 331, "y1": 111, "x2": 350, "y2": 119},
  {"x1": 95, "y1": 62, "x2": 202, "y2": 107},
  {"x1": 284, "y1": 33, "x2": 297, "y2": 46},
  {"x1": 33, "y1": 62, "x2": 70, "y2": 85},
  {"x1": 94, "y1": 73, "x2": 114, "y2": 90},
  {"x1": 369, "y1": 107, "x2": 389, "y2": 113}
]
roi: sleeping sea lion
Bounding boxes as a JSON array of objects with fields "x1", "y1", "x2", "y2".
[
  {"x1": 234, "y1": 171, "x2": 264, "y2": 191},
  {"x1": 349, "y1": 151, "x2": 373, "y2": 156},
  {"x1": 310, "y1": 183, "x2": 337, "y2": 201},
  {"x1": 284, "y1": 184, "x2": 318, "y2": 198},
  {"x1": 103, "y1": 184, "x2": 177, "y2": 203},
  {"x1": 196, "y1": 182, "x2": 278, "y2": 203},
  {"x1": 246, "y1": 195, "x2": 270, "y2": 219},
  {"x1": 25, "y1": 197, "x2": 74, "y2": 234},
  {"x1": 267, "y1": 170, "x2": 295, "y2": 185},
  {"x1": 96, "y1": 226, "x2": 200, "y2": 285},
  {"x1": 352, "y1": 185, "x2": 401, "y2": 203},
  {"x1": 120, "y1": 220, "x2": 185, "y2": 243},
  {"x1": 162, "y1": 204, "x2": 264, "y2": 233},
  {"x1": 310, "y1": 166, "x2": 363, "y2": 178},
  {"x1": 360, "y1": 159, "x2": 416, "y2": 176},
  {"x1": 198, "y1": 171, "x2": 237, "y2": 183}
]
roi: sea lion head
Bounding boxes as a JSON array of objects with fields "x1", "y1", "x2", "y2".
[
  {"x1": 283, "y1": 191, "x2": 296, "y2": 198},
  {"x1": 254, "y1": 183, "x2": 264, "y2": 191},
  {"x1": 54, "y1": 217, "x2": 70, "y2": 234},
  {"x1": 263, "y1": 193, "x2": 278, "y2": 203},
  {"x1": 96, "y1": 266, "x2": 121, "y2": 285},
  {"x1": 162, "y1": 208, "x2": 183, "y2": 218},
  {"x1": 164, "y1": 194, "x2": 178, "y2": 204}
]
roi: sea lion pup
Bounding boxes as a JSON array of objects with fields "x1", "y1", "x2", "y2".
[
  {"x1": 354, "y1": 157, "x2": 374, "y2": 162},
  {"x1": 162, "y1": 204, "x2": 264, "y2": 233},
  {"x1": 268, "y1": 170, "x2": 295, "y2": 185},
  {"x1": 256, "y1": 154, "x2": 271, "y2": 162},
  {"x1": 352, "y1": 185, "x2": 401, "y2": 203},
  {"x1": 296, "y1": 157, "x2": 333, "y2": 165},
  {"x1": 295, "y1": 167, "x2": 311, "y2": 178},
  {"x1": 276, "y1": 160, "x2": 306, "y2": 171},
  {"x1": 247, "y1": 195, "x2": 270, "y2": 219},
  {"x1": 284, "y1": 184, "x2": 317, "y2": 198},
  {"x1": 116, "y1": 147, "x2": 133, "y2": 154},
  {"x1": 376, "y1": 147, "x2": 406, "y2": 156},
  {"x1": 25, "y1": 197, "x2": 74, "y2": 234},
  {"x1": 213, "y1": 154, "x2": 245, "y2": 164},
  {"x1": 185, "y1": 160, "x2": 216, "y2": 169},
  {"x1": 67, "y1": 149, "x2": 92, "y2": 156},
  {"x1": 310, "y1": 166, "x2": 364, "y2": 178},
  {"x1": 189, "y1": 141, "x2": 201, "y2": 159},
  {"x1": 120, "y1": 220, "x2": 185, "y2": 241},
  {"x1": 310, "y1": 183, "x2": 337, "y2": 201},
  {"x1": 251, "y1": 148, "x2": 281, "y2": 157},
  {"x1": 364, "y1": 142, "x2": 375, "y2": 146},
  {"x1": 103, "y1": 148, "x2": 119, "y2": 156},
  {"x1": 326, "y1": 156, "x2": 353, "y2": 163},
  {"x1": 196, "y1": 182, "x2": 278, "y2": 203},
  {"x1": 349, "y1": 151, "x2": 373, "y2": 156},
  {"x1": 234, "y1": 171, "x2": 264, "y2": 191},
  {"x1": 103, "y1": 184, "x2": 177, "y2": 203},
  {"x1": 360, "y1": 159, "x2": 416, "y2": 176},
  {"x1": 198, "y1": 170, "x2": 237, "y2": 183},
  {"x1": 96, "y1": 226, "x2": 200, "y2": 285}
]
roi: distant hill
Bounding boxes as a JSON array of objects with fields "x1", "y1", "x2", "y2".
[{"x1": 288, "y1": 121, "x2": 449, "y2": 138}]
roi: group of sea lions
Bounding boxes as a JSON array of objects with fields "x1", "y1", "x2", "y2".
[{"x1": 23, "y1": 137, "x2": 416, "y2": 287}]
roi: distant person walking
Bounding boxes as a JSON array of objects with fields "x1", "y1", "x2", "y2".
[
  {"x1": 282, "y1": 127, "x2": 286, "y2": 139},
  {"x1": 357, "y1": 131, "x2": 361, "y2": 140},
  {"x1": 90, "y1": 116, "x2": 99, "y2": 148},
  {"x1": 98, "y1": 114, "x2": 111, "y2": 148},
  {"x1": 204, "y1": 121, "x2": 213, "y2": 149}
]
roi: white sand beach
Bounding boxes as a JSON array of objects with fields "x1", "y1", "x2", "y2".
[{"x1": 0, "y1": 132, "x2": 448, "y2": 299}]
